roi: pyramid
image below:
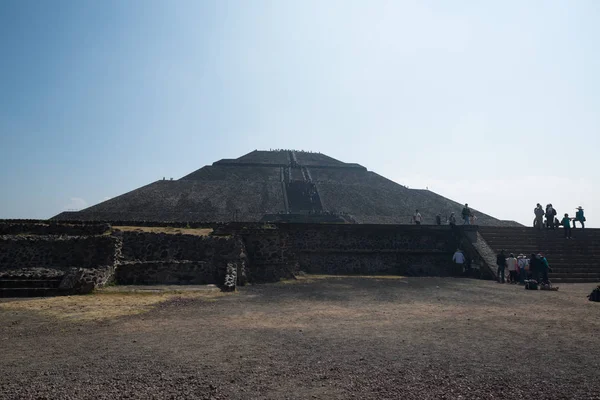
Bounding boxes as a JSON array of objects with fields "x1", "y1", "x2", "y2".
[{"x1": 53, "y1": 150, "x2": 519, "y2": 226}]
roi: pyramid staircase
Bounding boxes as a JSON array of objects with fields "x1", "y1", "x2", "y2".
[
  {"x1": 478, "y1": 227, "x2": 600, "y2": 283},
  {"x1": 0, "y1": 275, "x2": 70, "y2": 298}
]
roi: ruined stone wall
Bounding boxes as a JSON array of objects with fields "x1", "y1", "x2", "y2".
[
  {"x1": 0, "y1": 221, "x2": 110, "y2": 236},
  {"x1": 283, "y1": 224, "x2": 456, "y2": 276},
  {"x1": 115, "y1": 232, "x2": 247, "y2": 286},
  {"x1": 0, "y1": 235, "x2": 121, "y2": 287},
  {"x1": 0, "y1": 235, "x2": 119, "y2": 269},
  {"x1": 119, "y1": 232, "x2": 236, "y2": 262},
  {"x1": 231, "y1": 223, "x2": 460, "y2": 280},
  {"x1": 115, "y1": 261, "x2": 215, "y2": 285},
  {"x1": 242, "y1": 228, "x2": 297, "y2": 282}
]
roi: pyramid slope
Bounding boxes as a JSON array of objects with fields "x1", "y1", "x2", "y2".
[
  {"x1": 56, "y1": 179, "x2": 285, "y2": 222},
  {"x1": 53, "y1": 150, "x2": 521, "y2": 226}
]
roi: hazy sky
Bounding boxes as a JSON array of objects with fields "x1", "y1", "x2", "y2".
[{"x1": 1, "y1": 0, "x2": 598, "y2": 226}]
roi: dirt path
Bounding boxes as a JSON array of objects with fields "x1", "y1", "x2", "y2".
[{"x1": 1, "y1": 277, "x2": 599, "y2": 399}]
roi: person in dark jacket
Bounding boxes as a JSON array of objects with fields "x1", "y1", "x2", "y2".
[
  {"x1": 462, "y1": 204, "x2": 471, "y2": 225},
  {"x1": 545, "y1": 204, "x2": 557, "y2": 229},
  {"x1": 561, "y1": 213, "x2": 573, "y2": 239},
  {"x1": 496, "y1": 250, "x2": 507, "y2": 283},
  {"x1": 534, "y1": 204, "x2": 545, "y2": 230},
  {"x1": 528, "y1": 253, "x2": 538, "y2": 281}
]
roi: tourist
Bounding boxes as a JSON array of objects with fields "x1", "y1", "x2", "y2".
[
  {"x1": 436, "y1": 214, "x2": 442, "y2": 225},
  {"x1": 538, "y1": 254, "x2": 552, "y2": 284},
  {"x1": 464, "y1": 256, "x2": 472, "y2": 277},
  {"x1": 448, "y1": 213, "x2": 457, "y2": 226},
  {"x1": 517, "y1": 254, "x2": 528, "y2": 284},
  {"x1": 470, "y1": 214, "x2": 478, "y2": 225},
  {"x1": 506, "y1": 253, "x2": 518, "y2": 284},
  {"x1": 529, "y1": 253, "x2": 539, "y2": 281},
  {"x1": 496, "y1": 250, "x2": 507, "y2": 283},
  {"x1": 534, "y1": 204, "x2": 545, "y2": 230},
  {"x1": 573, "y1": 206, "x2": 586, "y2": 228},
  {"x1": 413, "y1": 209, "x2": 423, "y2": 225},
  {"x1": 452, "y1": 249, "x2": 465, "y2": 275},
  {"x1": 546, "y1": 204, "x2": 557, "y2": 229},
  {"x1": 561, "y1": 213, "x2": 573, "y2": 239},
  {"x1": 462, "y1": 204, "x2": 471, "y2": 225},
  {"x1": 553, "y1": 216, "x2": 561, "y2": 229}
]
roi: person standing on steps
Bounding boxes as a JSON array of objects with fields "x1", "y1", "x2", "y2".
[
  {"x1": 462, "y1": 204, "x2": 471, "y2": 225},
  {"x1": 413, "y1": 209, "x2": 423, "y2": 225},
  {"x1": 448, "y1": 212, "x2": 457, "y2": 226},
  {"x1": 436, "y1": 214, "x2": 442, "y2": 225},
  {"x1": 452, "y1": 248, "x2": 465, "y2": 276},
  {"x1": 561, "y1": 213, "x2": 573, "y2": 239},
  {"x1": 496, "y1": 250, "x2": 507, "y2": 283},
  {"x1": 546, "y1": 204, "x2": 557, "y2": 229},
  {"x1": 573, "y1": 206, "x2": 586, "y2": 228},
  {"x1": 534, "y1": 204, "x2": 545, "y2": 230}
]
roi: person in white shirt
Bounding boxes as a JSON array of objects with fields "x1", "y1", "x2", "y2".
[
  {"x1": 506, "y1": 253, "x2": 518, "y2": 284},
  {"x1": 517, "y1": 254, "x2": 529, "y2": 284},
  {"x1": 413, "y1": 209, "x2": 422, "y2": 225},
  {"x1": 452, "y1": 249, "x2": 465, "y2": 275}
]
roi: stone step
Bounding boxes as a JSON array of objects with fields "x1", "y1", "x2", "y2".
[
  {"x1": 549, "y1": 272, "x2": 600, "y2": 279},
  {"x1": 550, "y1": 277, "x2": 600, "y2": 283},
  {"x1": 0, "y1": 288, "x2": 72, "y2": 298},
  {"x1": 0, "y1": 279, "x2": 62, "y2": 289},
  {"x1": 550, "y1": 267, "x2": 600, "y2": 273}
]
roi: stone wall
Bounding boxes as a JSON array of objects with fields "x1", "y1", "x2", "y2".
[
  {"x1": 0, "y1": 235, "x2": 121, "y2": 287},
  {"x1": 285, "y1": 224, "x2": 456, "y2": 276},
  {"x1": 228, "y1": 223, "x2": 461, "y2": 280},
  {"x1": 119, "y1": 232, "x2": 237, "y2": 262},
  {"x1": 0, "y1": 221, "x2": 110, "y2": 236},
  {"x1": 115, "y1": 231, "x2": 247, "y2": 287},
  {"x1": 0, "y1": 235, "x2": 119, "y2": 269},
  {"x1": 115, "y1": 261, "x2": 215, "y2": 285}
]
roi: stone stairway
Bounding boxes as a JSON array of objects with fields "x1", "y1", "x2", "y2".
[
  {"x1": 0, "y1": 275, "x2": 70, "y2": 298},
  {"x1": 478, "y1": 227, "x2": 600, "y2": 283}
]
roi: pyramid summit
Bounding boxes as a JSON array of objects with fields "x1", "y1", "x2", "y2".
[{"x1": 54, "y1": 149, "x2": 518, "y2": 226}]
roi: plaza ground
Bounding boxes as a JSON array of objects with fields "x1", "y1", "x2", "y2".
[{"x1": 1, "y1": 277, "x2": 599, "y2": 399}]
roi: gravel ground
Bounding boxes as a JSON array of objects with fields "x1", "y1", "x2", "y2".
[{"x1": 1, "y1": 277, "x2": 599, "y2": 399}]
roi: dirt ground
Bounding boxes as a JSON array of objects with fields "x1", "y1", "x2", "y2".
[{"x1": 1, "y1": 277, "x2": 599, "y2": 400}]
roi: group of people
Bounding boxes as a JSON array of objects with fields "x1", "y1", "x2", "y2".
[
  {"x1": 413, "y1": 204, "x2": 478, "y2": 226},
  {"x1": 495, "y1": 250, "x2": 552, "y2": 284},
  {"x1": 534, "y1": 204, "x2": 586, "y2": 239}
]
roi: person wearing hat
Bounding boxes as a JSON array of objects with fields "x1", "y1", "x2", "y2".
[
  {"x1": 573, "y1": 206, "x2": 586, "y2": 229},
  {"x1": 517, "y1": 254, "x2": 529, "y2": 284}
]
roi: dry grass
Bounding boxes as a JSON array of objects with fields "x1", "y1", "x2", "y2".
[
  {"x1": 114, "y1": 226, "x2": 213, "y2": 236},
  {"x1": 0, "y1": 290, "x2": 225, "y2": 322}
]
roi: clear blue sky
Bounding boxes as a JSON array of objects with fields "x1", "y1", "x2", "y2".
[{"x1": 1, "y1": 0, "x2": 598, "y2": 226}]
